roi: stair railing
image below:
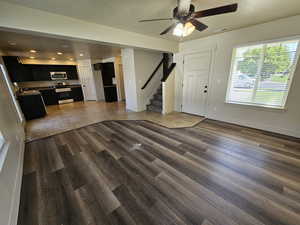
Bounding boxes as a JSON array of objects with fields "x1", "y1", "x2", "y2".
[
  {"x1": 141, "y1": 58, "x2": 164, "y2": 90},
  {"x1": 141, "y1": 53, "x2": 176, "y2": 90},
  {"x1": 161, "y1": 63, "x2": 176, "y2": 82}
]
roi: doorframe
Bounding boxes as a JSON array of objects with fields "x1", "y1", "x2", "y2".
[{"x1": 180, "y1": 48, "x2": 215, "y2": 117}]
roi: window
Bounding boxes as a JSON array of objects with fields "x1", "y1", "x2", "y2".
[
  {"x1": 0, "y1": 131, "x2": 7, "y2": 172},
  {"x1": 0, "y1": 131, "x2": 5, "y2": 152},
  {"x1": 226, "y1": 38, "x2": 300, "y2": 109}
]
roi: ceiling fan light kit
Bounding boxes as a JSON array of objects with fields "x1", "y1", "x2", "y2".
[
  {"x1": 139, "y1": 1, "x2": 238, "y2": 37},
  {"x1": 173, "y1": 22, "x2": 195, "y2": 37}
]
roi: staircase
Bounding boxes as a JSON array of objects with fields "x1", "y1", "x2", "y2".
[{"x1": 146, "y1": 85, "x2": 162, "y2": 113}]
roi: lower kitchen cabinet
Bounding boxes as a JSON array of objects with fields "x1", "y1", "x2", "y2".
[
  {"x1": 71, "y1": 87, "x2": 84, "y2": 101},
  {"x1": 18, "y1": 92, "x2": 47, "y2": 120},
  {"x1": 40, "y1": 89, "x2": 58, "y2": 105}
]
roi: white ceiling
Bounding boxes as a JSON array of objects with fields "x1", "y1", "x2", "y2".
[
  {"x1": 0, "y1": 29, "x2": 121, "y2": 62},
  {"x1": 1, "y1": 0, "x2": 300, "y2": 41}
]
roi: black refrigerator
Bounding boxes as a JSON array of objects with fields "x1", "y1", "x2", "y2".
[{"x1": 100, "y1": 62, "x2": 118, "y2": 102}]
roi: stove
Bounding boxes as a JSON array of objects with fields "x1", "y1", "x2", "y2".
[{"x1": 55, "y1": 87, "x2": 74, "y2": 104}]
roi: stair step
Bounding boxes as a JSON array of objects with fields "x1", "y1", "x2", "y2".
[
  {"x1": 150, "y1": 99, "x2": 162, "y2": 107},
  {"x1": 147, "y1": 105, "x2": 162, "y2": 113},
  {"x1": 153, "y1": 93, "x2": 162, "y2": 100}
]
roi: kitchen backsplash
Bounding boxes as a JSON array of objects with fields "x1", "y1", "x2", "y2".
[{"x1": 17, "y1": 80, "x2": 81, "y2": 88}]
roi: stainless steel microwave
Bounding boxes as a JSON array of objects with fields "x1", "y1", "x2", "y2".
[{"x1": 50, "y1": 72, "x2": 68, "y2": 80}]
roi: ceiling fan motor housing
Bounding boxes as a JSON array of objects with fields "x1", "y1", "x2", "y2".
[{"x1": 173, "y1": 4, "x2": 195, "y2": 23}]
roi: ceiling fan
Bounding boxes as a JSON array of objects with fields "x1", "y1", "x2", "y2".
[{"x1": 139, "y1": 0, "x2": 238, "y2": 37}]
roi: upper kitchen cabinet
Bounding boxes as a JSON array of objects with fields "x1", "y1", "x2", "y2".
[
  {"x1": 2, "y1": 56, "x2": 33, "y2": 82},
  {"x1": 2, "y1": 56, "x2": 79, "y2": 82},
  {"x1": 26, "y1": 64, "x2": 79, "y2": 81}
]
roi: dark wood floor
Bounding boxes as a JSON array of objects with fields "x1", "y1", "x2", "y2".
[{"x1": 18, "y1": 119, "x2": 300, "y2": 225}]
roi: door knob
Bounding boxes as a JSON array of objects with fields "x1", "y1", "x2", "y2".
[
  {"x1": 204, "y1": 90, "x2": 207, "y2": 93},
  {"x1": 205, "y1": 85, "x2": 208, "y2": 88}
]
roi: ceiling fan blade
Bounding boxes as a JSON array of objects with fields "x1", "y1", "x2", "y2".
[
  {"x1": 177, "y1": 0, "x2": 192, "y2": 15},
  {"x1": 160, "y1": 23, "x2": 178, "y2": 35},
  {"x1": 193, "y1": 3, "x2": 238, "y2": 18},
  {"x1": 139, "y1": 18, "x2": 173, "y2": 22},
  {"x1": 189, "y1": 19, "x2": 208, "y2": 32}
]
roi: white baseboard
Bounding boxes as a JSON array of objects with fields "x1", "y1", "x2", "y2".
[{"x1": 207, "y1": 115, "x2": 300, "y2": 138}]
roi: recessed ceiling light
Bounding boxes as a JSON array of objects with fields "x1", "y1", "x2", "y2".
[
  {"x1": 29, "y1": 56, "x2": 35, "y2": 59},
  {"x1": 8, "y1": 42, "x2": 16, "y2": 46},
  {"x1": 79, "y1": 53, "x2": 84, "y2": 57},
  {"x1": 51, "y1": 57, "x2": 56, "y2": 60},
  {"x1": 57, "y1": 52, "x2": 63, "y2": 55},
  {"x1": 69, "y1": 58, "x2": 74, "y2": 61},
  {"x1": 30, "y1": 50, "x2": 37, "y2": 53}
]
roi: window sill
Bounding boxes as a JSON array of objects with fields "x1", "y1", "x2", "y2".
[{"x1": 225, "y1": 101, "x2": 287, "y2": 112}]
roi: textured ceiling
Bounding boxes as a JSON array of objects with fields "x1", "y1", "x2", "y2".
[
  {"x1": 1, "y1": 0, "x2": 300, "y2": 41},
  {"x1": 0, "y1": 29, "x2": 121, "y2": 61}
]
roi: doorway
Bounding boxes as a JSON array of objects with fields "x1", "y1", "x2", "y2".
[{"x1": 182, "y1": 50, "x2": 212, "y2": 116}]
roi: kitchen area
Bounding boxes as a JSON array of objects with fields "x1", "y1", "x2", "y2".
[
  {"x1": 3, "y1": 56, "x2": 84, "y2": 121},
  {"x1": 0, "y1": 29, "x2": 125, "y2": 141}
]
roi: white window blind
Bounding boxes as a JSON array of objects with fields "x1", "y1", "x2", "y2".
[
  {"x1": 0, "y1": 130, "x2": 6, "y2": 171},
  {"x1": 226, "y1": 39, "x2": 300, "y2": 108},
  {"x1": 0, "y1": 131, "x2": 4, "y2": 152}
]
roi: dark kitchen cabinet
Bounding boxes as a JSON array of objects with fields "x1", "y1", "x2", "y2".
[
  {"x1": 104, "y1": 86, "x2": 118, "y2": 102},
  {"x1": 71, "y1": 87, "x2": 84, "y2": 101},
  {"x1": 40, "y1": 89, "x2": 58, "y2": 105},
  {"x1": 100, "y1": 63, "x2": 118, "y2": 102},
  {"x1": 18, "y1": 93, "x2": 47, "y2": 120},
  {"x1": 27, "y1": 65, "x2": 79, "y2": 81},
  {"x1": 101, "y1": 62, "x2": 115, "y2": 85},
  {"x1": 2, "y1": 56, "x2": 79, "y2": 82},
  {"x1": 2, "y1": 56, "x2": 33, "y2": 82}
]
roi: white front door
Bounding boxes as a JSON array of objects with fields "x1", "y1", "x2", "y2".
[
  {"x1": 78, "y1": 65, "x2": 97, "y2": 101},
  {"x1": 182, "y1": 51, "x2": 211, "y2": 116}
]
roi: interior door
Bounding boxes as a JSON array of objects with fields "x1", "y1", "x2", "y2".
[
  {"x1": 78, "y1": 66, "x2": 97, "y2": 101},
  {"x1": 182, "y1": 51, "x2": 211, "y2": 116}
]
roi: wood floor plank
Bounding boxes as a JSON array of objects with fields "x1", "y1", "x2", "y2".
[{"x1": 19, "y1": 119, "x2": 300, "y2": 225}]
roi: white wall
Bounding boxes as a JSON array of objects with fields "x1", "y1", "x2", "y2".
[
  {"x1": 0, "y1": 57, "x2": 25, "y2": 225},
  {"x1": 162, "y1": 69, "x2": 175, "y2": 114},
  {"x1": 134, "y1": 49, "x2": 163, "y2": 111},
  {"x1": 0, "y1": 1, "x2": 178, "y2": 53},
  {"x1": 121, "y1": 48, "x2": 163, "y2": 112},
  {"x1": 176, "y1": 15, "x2": 300, "y2": 137},
  {"x1": 121, "y1": 48, "x2": 139, "y2": 111}
]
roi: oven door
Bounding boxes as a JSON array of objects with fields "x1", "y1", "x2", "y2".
[{"x1": 55, "y1": 88, "x2": 74, "y2": 104}]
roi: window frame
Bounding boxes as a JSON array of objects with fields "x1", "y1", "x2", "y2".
[{"x1": 226, "y1": 36, "x2": 300, "y2": 109}]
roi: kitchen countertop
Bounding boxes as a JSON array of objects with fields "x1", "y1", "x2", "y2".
[
  {"x1": 24, "y1": 84, "x2": 82, "y2": 91},
  {"x1": 18, "y1": 90, "x2": 41, "y2": 96}
]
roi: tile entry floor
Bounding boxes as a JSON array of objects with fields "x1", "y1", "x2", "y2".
[{"x1": 25, "y1": 101, "x2": 204, "y2": 142}]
